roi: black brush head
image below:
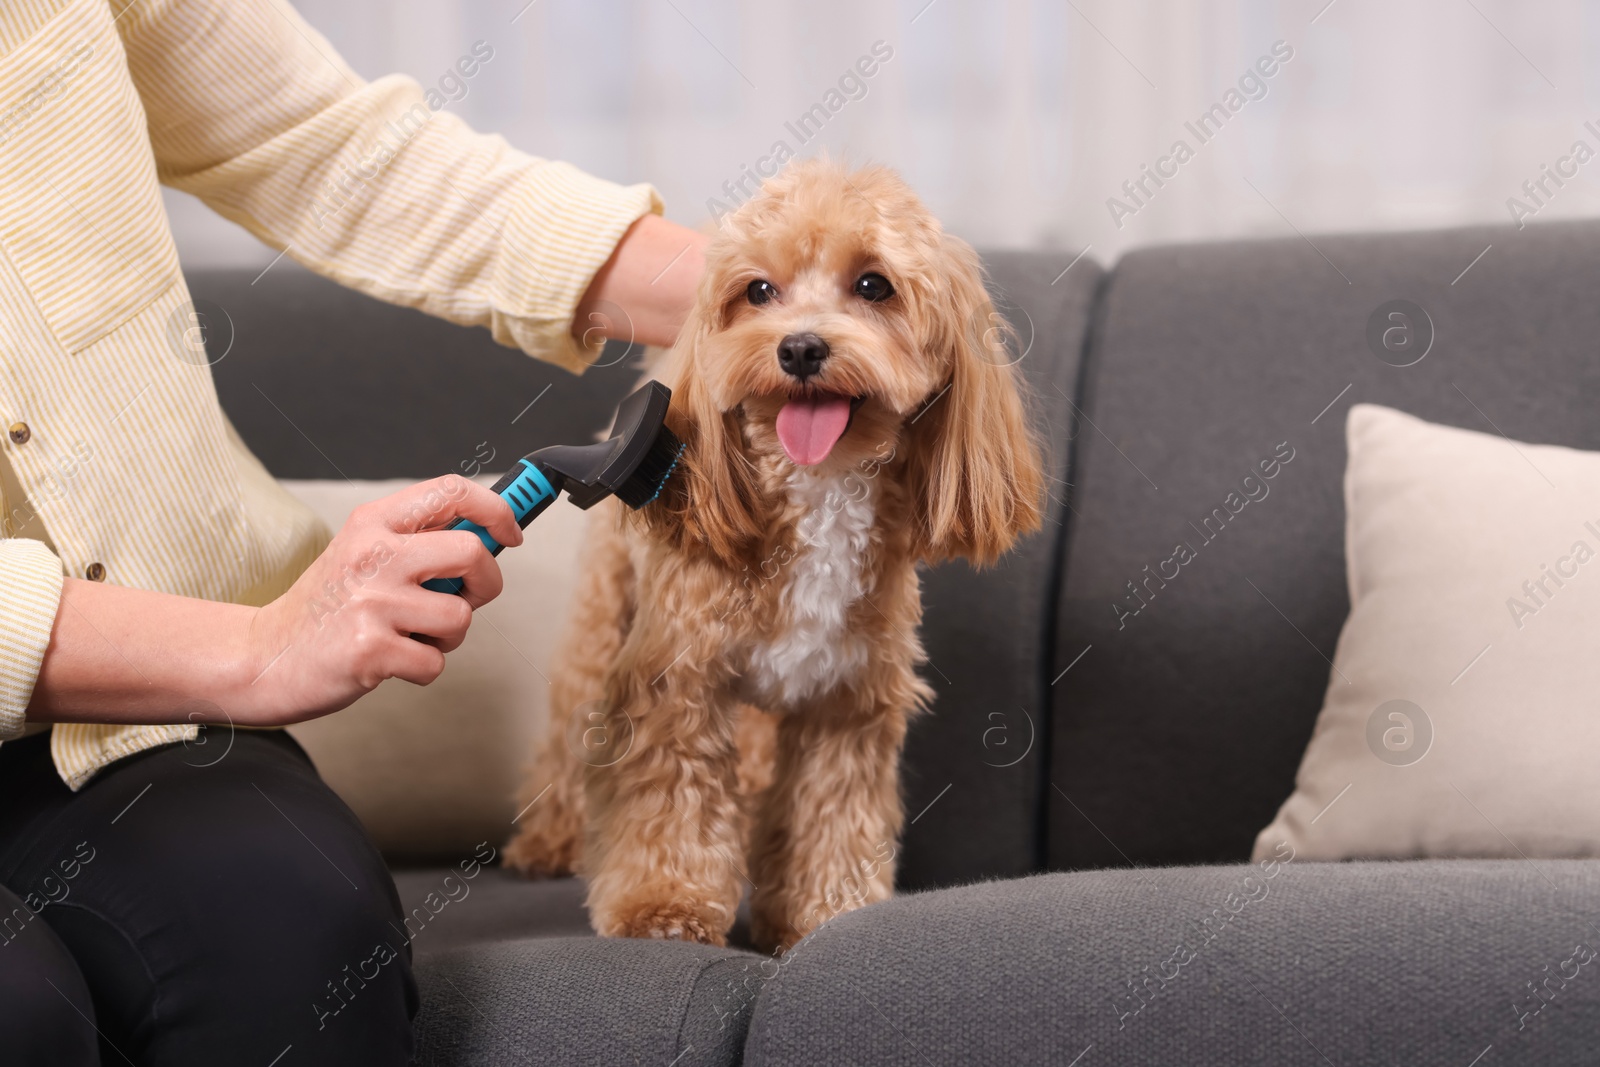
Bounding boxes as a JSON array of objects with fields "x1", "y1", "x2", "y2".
[
  {"x1": 611, "y1": 424, "x2": 684, "y2": 508},
  {"x1": 530, "y1": 380, "x2": 684, "y2": 510}
]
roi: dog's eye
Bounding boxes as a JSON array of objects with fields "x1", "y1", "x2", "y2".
[
  {"x1": 854, "y1": 273, "x2": 894, "y2": 302},
  {"x1": 746, "y1": 279, "x2": 778, "y2": 306}
]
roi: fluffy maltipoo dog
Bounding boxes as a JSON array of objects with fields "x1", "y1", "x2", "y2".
[{"x1": 504, "y1": 159, "x2": 1044, "y2": 953}]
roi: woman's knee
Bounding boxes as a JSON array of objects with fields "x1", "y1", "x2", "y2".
[
  {"x1": 0, "y1": 886, "x2": 99, "y2": 1066},
  {"x1": 143, "y1": 740, "x2": 418, "y2": 1051},
  {"x1": 19, "y1": 734, "x2": 417, "y2": 1064}
]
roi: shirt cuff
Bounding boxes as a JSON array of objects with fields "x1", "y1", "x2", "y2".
[
  {"x1": 0, "y1": 539, "x2": 65, "y2": 740},
  {"x1": 491, "y1": 160, "x2": 664, "y2": 375}
]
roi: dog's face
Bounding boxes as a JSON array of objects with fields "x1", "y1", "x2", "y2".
[
  {"x1": 693, "y1": 166, "x2": 950, "y2": 473},
  {"x1": 652, "y1": 160, "x2": 1044, "y2": 565}
]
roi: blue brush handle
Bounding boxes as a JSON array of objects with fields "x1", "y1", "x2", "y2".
[{"x1": 422, "y1": 459, "x2": 559, "y2": 595}]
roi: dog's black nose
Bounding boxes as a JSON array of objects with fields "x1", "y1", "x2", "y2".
[{"x1": 776, "y1": 332, "x2": 830, "y2": 381}]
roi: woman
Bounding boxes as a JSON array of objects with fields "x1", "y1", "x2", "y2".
[{"x1": 0, "y1": 1, "x2": 704, "y2": 1062}]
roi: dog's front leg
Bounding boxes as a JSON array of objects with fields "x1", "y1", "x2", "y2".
[
  {"x1": 747, "y1": 684, "x2": 916, "y2": 954},
  {"x1": 581, "y1": 651, "x2": 746, "y2": 946}
]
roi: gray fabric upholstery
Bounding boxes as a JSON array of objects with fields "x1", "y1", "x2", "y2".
[
  {"x1": 899, "y1": 250, "x2": 1099, "y2": 888},
  {"x1": 1048, "y1": 220, "x2": 1600, "y2": 870},
  {"x1": 392, "y1": 869, "x2": 763, "y2": 955},
  {"x1": 392, "y1": 870, "x2": 594, "y2": 954},
  {"x1": 196, "y1": 263, "x2": 641, "y2": 480},
  {"x1": 412, "y1": 937, "x2": 760, "y2": 1067},
  {"x1": 396, "y1": 870, "x2": 769, "y2": 1065},
  {"x1": 744, "y1": 859, "x2": 1600, "y2": 1066}
]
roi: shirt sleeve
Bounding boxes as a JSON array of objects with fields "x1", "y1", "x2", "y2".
[
  {"x1": 114, "y1": 0, "x2": 663, "y2": 374},
  {"x1": 0, "y1": 539, "x2": 65, "y2": 740}
]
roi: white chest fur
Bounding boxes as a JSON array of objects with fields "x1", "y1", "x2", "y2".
[{"x1": 744, "y1": 469, "x2": 876, "y2": 706}]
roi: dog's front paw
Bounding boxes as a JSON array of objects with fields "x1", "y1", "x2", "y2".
[{"x1": 595, "y1": 898, "x2": 730, "y2": 946}]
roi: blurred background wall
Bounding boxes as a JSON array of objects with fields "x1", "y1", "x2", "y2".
[{"x1": 165, "y1": 0, "x2": 1600, "y2": 270}]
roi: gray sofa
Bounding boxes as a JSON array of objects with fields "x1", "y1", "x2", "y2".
[{"x1": 196, "y1": 218, "x2": 1600, "y2": 1065}]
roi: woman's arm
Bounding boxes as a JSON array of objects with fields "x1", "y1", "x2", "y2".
[
  {"x1": 575, "y1": 214, "x2": 708, "y2": 348},
  {"x1": 28, "y1": 580, "x2": 258, "y2": 726},
  {"x1": 116, "y1": 0, "x2": 676, "y2": 372},
  {"x1": 25, "y1": 476, "x2": 522, "y2": 729}
]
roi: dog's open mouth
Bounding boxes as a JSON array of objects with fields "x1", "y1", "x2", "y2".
[{"x1": 775, "y1": 393, "x2": 866, "y2": 466}]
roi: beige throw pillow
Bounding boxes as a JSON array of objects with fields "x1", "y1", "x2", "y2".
[
  {"x1": 282, "y1": 478, "x2": 584, "y2": 861},
  {"x1": 1255, "y1": 404, "x2": 1600, "y2": 861}
]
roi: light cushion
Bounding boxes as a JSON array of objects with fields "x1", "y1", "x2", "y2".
[
  {"x1": 1256, "y1": 404, "x2": 1600, "y2": 861},
  {"x1": 282, "y1": 478, "x2": 584, "y2": 861}
]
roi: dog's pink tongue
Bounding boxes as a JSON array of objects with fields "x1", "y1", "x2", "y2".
[{"x1": 776, "y1": 395, "x2": 853, "y2": 466}]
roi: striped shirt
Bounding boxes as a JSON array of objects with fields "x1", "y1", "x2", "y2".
[{"x1": 0, "y1": 0, "x2": 660, "y2": 788}]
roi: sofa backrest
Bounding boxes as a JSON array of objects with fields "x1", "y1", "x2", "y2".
[
  {"x1": 206, "y1": 220, "x2": 1600, "y2": 885},
  {"x1": 897, "y1": 252, "x2": 1099, "y2": 889},
  {"x1": 1047, "y1": 219, "x2": 1600, "y2": 870},
  {"x1": 198, "y1": 264, "x2": 636, "y2": 479}
]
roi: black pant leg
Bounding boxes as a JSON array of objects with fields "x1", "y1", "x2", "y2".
[
  {"x1": 0, "y1": 879, "x2": 100, "y2": 1066},
  {"x1": 0, "y1": 730, "x2": 417, "y2": 1066}
]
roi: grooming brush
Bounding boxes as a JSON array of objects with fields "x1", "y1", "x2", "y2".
[{"x1": 422, "y1": 380, "x2": 683, "y2": 595}]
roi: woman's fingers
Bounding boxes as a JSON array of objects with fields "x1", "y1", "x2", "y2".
[
  {"x1": 369, "y1": 474, "x2": 524, "y2": 549},
  {"x1": 402, "y1": 529, "x2": 506, "y2": 608},
  {"x1": 382, "y1": 633, "x2": 448, "y2": 686},
  {"x1": 388, "y1": 587, "x2": 474, "y2": 653},
  {"x1": 253, "y1": 474, "x2": 530, "y2": 718},
  {"x1": 359, "y1": 475, "x2": 520, "y2": 608}
]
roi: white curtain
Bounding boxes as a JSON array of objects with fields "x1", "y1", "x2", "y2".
[{"x1": 165, "y1": 0, "x2": 1600, "y2": 270}]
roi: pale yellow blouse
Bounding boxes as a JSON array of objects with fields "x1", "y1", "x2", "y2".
[{"x1": 0, "y1": 0, "x2": 660, "y2": 788}]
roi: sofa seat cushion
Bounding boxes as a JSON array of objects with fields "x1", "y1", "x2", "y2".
[
  {"x1": 393, "y1": 868, "x2": 595, "y2": 953},
  {"x1": 412, "y1": 937, "x2": 759, "y2": 1067},
  {"x1": 744, "y1": 860, "x2": 1600, "y2": 1066},
  {"x1": 397, "y1": 869, "x2": 766, "y2": 1067}
]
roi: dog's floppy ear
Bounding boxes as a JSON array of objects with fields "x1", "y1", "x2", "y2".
[
  {"x1": 901, "y1": 236, "x2": 1045, "y2": 566},
  {"x1": 637, "y1": 310, "x2": 763, "y2": 563}
]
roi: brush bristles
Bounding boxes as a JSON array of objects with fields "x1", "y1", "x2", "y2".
[{"x1": 615, "y1": 427, "x2": 685, "y2": 509}]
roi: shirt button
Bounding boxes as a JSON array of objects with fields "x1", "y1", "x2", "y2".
[
  {"x1": 7, "y1": 422, "x2": 29, "y2": 444},
  {"x1": 85, "y1": 562, "x2": 106, "y2": 581}
]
